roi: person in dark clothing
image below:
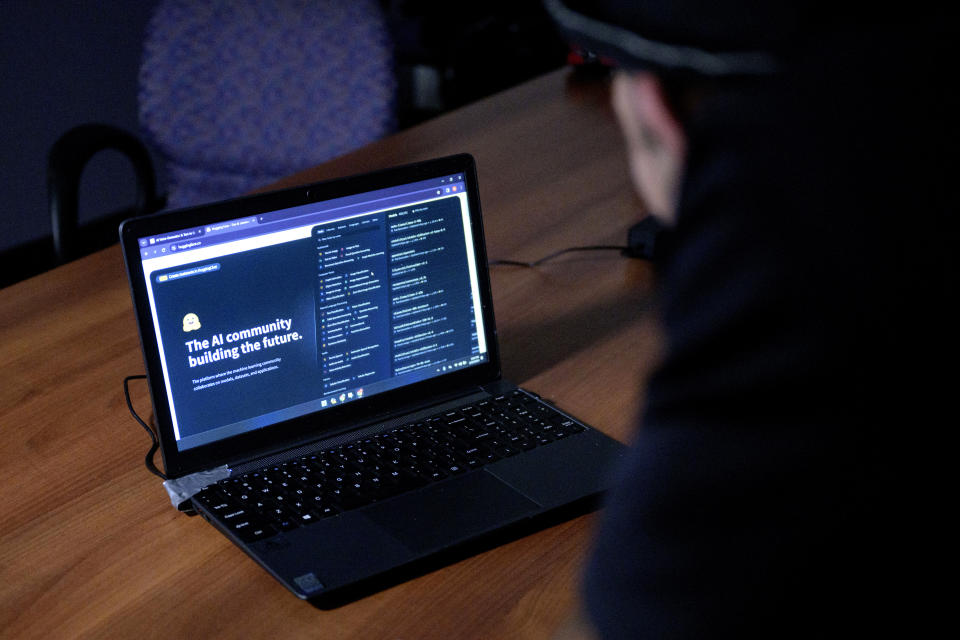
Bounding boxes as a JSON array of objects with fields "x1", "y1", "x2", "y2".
[{"x1": 545, "y1": 1, "x2": 953, "y2": 637}]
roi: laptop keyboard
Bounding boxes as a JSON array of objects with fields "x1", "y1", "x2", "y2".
[{"x1": 192, "y1": 390, "x2": 585, "y2": 542}]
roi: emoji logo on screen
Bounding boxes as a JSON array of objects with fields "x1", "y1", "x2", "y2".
[{"x1": 182, "y1": 313, "x2": 201, "y2": 332}]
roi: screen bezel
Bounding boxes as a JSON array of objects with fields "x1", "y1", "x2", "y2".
[{"x1": 120, "y1": 154, "x2": 501, "y2": 479}]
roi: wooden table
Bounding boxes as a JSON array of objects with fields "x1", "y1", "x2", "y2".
[{"x1": 0, "y1": 69, "x2": 662, "y2": 639}]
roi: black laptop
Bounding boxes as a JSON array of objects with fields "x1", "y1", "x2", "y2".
[{"x1": 120, "y1": 154, "x2": 626, "y2": 605}]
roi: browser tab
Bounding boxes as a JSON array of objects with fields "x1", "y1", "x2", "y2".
[{"x1": 204, "y1": 216, "x2": 258, "y2": 236}]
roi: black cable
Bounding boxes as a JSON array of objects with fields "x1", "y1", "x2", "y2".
[
  {"x1": 488, "y1": 244, "x2": 629, "y2": 268},
  {"x1": 123, "y1": 374, "x2": 167, "y2": 480}
]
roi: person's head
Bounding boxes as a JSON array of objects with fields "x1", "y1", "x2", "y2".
[{"x1": 544, "y1": 0, "x2": 824, "y2": 224}]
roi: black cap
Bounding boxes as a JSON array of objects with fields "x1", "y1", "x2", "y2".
[{"x1": 543, "y1": 0, "x2": 815, "y2": 76}]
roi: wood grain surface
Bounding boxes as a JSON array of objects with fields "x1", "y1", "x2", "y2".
[{"x1": 0, "y1": 69, "x2": 661, "y2": 639}]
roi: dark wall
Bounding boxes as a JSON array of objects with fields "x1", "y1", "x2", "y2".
[{"x1": 0, "y1": 1, "x2": 159, "y2": 256}]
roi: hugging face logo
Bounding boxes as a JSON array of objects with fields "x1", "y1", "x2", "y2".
[{"x1": 182, "y1": 313, "x2": 201, "y2": 332}]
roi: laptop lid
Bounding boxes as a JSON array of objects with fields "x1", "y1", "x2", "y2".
[{"x1": 121, "y1": 154, "x2": 501, "y2": 479}]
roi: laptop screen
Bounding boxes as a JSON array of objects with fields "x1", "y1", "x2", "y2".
[{"x1": 134, "y1": 171, "x2": 490, "y2": 452}]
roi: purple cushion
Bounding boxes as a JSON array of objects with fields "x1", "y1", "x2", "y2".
[{"x1": 140, "y1": 0, "x2": 396, "y2": 209}]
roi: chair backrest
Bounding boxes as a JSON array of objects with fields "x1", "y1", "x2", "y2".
[
  {"x1": 139, "y1": 0, "x2": 396, "y2": 210},
  {"x1": 48, "y1": 124, "x2": 160, "y2": 264}
]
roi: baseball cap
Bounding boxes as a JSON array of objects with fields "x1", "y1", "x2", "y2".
[{"x1": 543, "y1": 0, "x2": 817, "y2": 76}]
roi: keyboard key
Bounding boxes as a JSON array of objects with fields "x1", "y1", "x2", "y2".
[
  {"x1": 226, "y1": 514, "x2": 275, "y2": 541},
  {"x1": 236, "y1": 522, "x2": 276, "y2": 542},
  {"x1": 193, "y1": 488, "x2": 235, "y2": 514}
]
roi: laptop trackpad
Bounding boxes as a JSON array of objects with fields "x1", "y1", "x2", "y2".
[{"x1": 362, "y1": 470, "x2": 540, "y2": 554}]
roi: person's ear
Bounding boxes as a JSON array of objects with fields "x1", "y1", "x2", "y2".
[
  {"x1": 632, "y1": 74, "x2": 686, "y2": 157},
  {"x1": 612, "y1": 72, "x2": 688, "y2": 224}
]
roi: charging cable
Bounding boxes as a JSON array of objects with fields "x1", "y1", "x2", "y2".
[{"x1": 123, "y1": 375, "x2": 167, "y2": 480}]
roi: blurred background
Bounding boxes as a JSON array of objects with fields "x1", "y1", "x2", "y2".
[{"x1": 0, "y1": 0, "x2": 570, "y2": 288}]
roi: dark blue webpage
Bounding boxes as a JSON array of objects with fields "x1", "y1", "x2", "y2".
[{"x1": 147, "y1": 195, "x2": 487, "y2": 451}]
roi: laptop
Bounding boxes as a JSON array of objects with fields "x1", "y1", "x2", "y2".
[{"x1": 120, "y1": 154, "x2": 627, "y2": 606}]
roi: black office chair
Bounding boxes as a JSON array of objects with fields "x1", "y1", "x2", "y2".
[
  {"x1": 42, "y1": 2, "x2": 565, "y2": 269},
  {"x1": 47, "y1": 0, "x2": 397, "y2": 266}
]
